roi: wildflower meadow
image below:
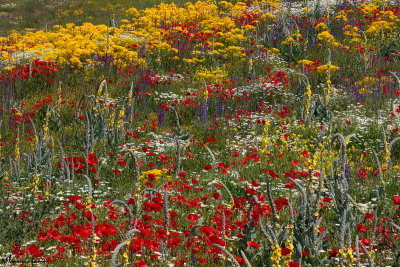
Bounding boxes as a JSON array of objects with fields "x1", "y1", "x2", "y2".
[{"x1": 1, "y1": 0, "x2": 400, "y2": 266}]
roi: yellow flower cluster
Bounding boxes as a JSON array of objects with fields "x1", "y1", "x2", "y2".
[
  {"x1": 284, "y1": 228, "x2": 295, "y2": 266},
  {"x1": 315, "y1": 22, "x2": 328, "y2": 32},
  {"x1": 334, "y1": 10, "x2": 349, "y2": 22},
  {"x1": 1, "y1": 0, "x2": 281, "y2": 72},
  {"x1": 316, "y1": 63, "x2": 340, "y2": 73},
  {"x1": 196, "y1": 66, "x2": 228, "y2": 84},
  {"x1": 0, "y1": 23, "x2": 143, "y2": 69},
  {"x1": 382, "y1": 140, "x2": 390, "y2": 173},
  {"x1": 355, "y1": 76, "x2": 395, "y2": 95},
  {"x1": 365, "y1": 20, "x2": 396, "y2": 36},
  {"x1": 339, "y1": 247, "x2": 354, "y2": 265},
  {"x1": 304, "y1": 84, "x2": 312, "y2": 115},
  {"x1": 317, "y1": 31, "x2": 342, "y2": 48},
  {"x1": 31, "y1": 173, "x2": 40, "y2": 195},
  {"x1": 270, "y1": 244, "x2": 282, "y2": 267},
  {"x1": 14, "y1": 135, "x2": 20, "y2": 162},
  {"x1": 140, "y1": 168, "x2": 170, "y2": 182},
  {"x1": 297, "y1": 59, "x2": 314, "y2": 66},
  {"x1": 261, "y1": 119, "x2": 271, "y2": 156},
  {"x1": 343, "y1": 25, "x2": 362, "y2": 46},
  {"x1": 358, "y1": 3, "x2": 399, "y2": 37}
]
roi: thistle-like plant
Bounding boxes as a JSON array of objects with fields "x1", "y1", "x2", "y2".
[{"x1": 170, "y1": 106, "x2": 191, "y2": 177}]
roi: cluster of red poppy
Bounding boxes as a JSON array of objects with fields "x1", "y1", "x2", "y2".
[{"x1": 1, "y1": 59, "x2": 58, "y2": 83}]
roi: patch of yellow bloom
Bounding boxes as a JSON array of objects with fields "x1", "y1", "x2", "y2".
[
  {"x1": 304, "y1": 84, "x2": 312, "y2": 115},
  {"x1": 315, "y1": 22, "x2": 328, "y2": 32},
  {"x1": 316, "y1": 63, "x2": 340, "y2": 73},
  {"x1": 0, "y1": 0, "x2": 282, "y2": 73},
  {"x1": 355, "y1": 76, "x2": 395, "y2": 95},
  {"x1": 140, "y1": 168, "x2": 170, "y2": 182},
  {"x1": 261, "y1": 119, "x2": 271, "y2": 155},
  {"x1": 317, "y1": 31, "x2": 342, "y2": 48},
  {"x1": 335, "y1": 10, "x2": 348, "y2": 22},
  {"x1": 297, "y1": 59, "x2": 314, "y2": 66},
  {"x1": 196, "y1": 66, "x2": 228, "y2": 84},
  {"x1": 1, "y1": 23, "x2": 140, "y2": 69},
  {"x1": 270, "y1": 244, "x2": 282, "y2": 267}
]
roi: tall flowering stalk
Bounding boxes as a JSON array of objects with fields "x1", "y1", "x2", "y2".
[
  {"x1": 295, "y1": 72, "x2": 311, "y2": 118},
  {"x1": 261, "y1": 119, "x2": 271, "y2": 156},
  {"x1": 31, "y1": 173, "x2": 40, "y2": 196},
  {"x1": 42, "y1": 115, "x2": 50, "y2": 142},
  {"x1": 305, "y1": 83, "x2": 312, "y2": 116},
  {"x1": 94, "y1": 79, "x2": 106, "y2": 113},
  {"x1": 116, "y1": 108, "x2": 125, "y2": 130},
  {"x1": 325, "y1": 48, "x2": 333, "y2": 104},
  {"x1": 382, "y1": 139, "x2": 390, "y2": 171},
  {"x1": 14, "y1": 133, "x2": 20, "y2": 163},
  {"x1": 42, "y1": 102, "x2": 62, "y2": 142},
  {"x1": 270, "y1": 244, "x2": 282, "y2": 266},
  {"x1": 283, "y1": 225, "x2": 294, "y2": 265},
  {"x1": 127, "y1": 82, "x2": 134, "y2": 118},
  {"x1": 56, "y1": 83, "x2": 63, "y2": 111},
  {"x1": 0, "y1": 121, "x2": 2, "y2": 160},
  {"x1": 82, "y1": 175, "x2": 96, "y2": 267}
]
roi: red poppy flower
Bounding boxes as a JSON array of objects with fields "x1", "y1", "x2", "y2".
[
  {"x1": 187, "y1": 214, "x2": 200, "y2": 223},
  {"x1": 246, "y1": 241, "x2": 259, "y2": 249},
  {"x1": 365, "y1": 213, "x2": 373, "y2": 220},
  {"x1": 360, "y1": 238, "x2": 370, "y2": 247},
  {"x1": 285, "y1": 182, "x2": 294, "y2": 188},
  {"x1": 236, "y1": 256, "x2": 246, "y2": 265},
  {"x1": 199, "y1": 258, "x2": 206, "y2": 265},
  {"x1": 268, "y1": 170, "x2": 279, "y2": 179},
  {"x1": 204, "y1": 165, "x2": 212, "y2": 170},
  {"x1": 212, "y1": 192, "x2": 222, "y2": 200},
  {"x1": 322, "y1": 197, "x2": 332, "y2": 203},
  {"x1": 394, "y1": 195, "x2": 400, "y2": 205},
  {"x1": 246, "y1": 187, "x2": 257, "y2": 195},
  {"x1": 356, "y1": 224, "x2": 367, "y2": 233},
  {"x1": 281, "y1": 248, "x2": 291, "y2": 256},
  {"x1": 134, "y1": 260, "x2": 147, "y2": 267},
  {"x1": 301, "y1": 150, "x2": 309, "y2": 158},
  {"x1": 12, "y1": 245, "x2": 25, "y2": 258},
  {"x1": 75, "y1": 202, "x2": 85, "y2": 210},
  {"x1": 87, "y1": 153, "x2": 98, "y2": 165},
  {"x1": 330, "y1": 248, "x2": 339, "y2": 257},
  {"x1": 26, "y1": 244, "x2": 43, "y2": 258}
]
